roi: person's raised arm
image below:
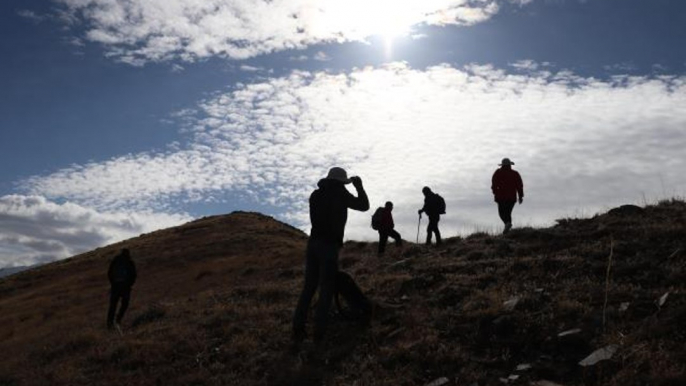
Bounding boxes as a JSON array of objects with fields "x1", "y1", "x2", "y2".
[{"x1": 347, "y1": 176, "x2": 370, "y2": 211}]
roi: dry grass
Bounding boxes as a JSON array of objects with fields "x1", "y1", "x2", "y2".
[{"x1": 1, "y1": 203, "x2": 685, "y2": 385}]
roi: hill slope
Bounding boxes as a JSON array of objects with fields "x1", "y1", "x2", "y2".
[{"x1": 1, "y1": 203, "x2": 685, "y2": 385}]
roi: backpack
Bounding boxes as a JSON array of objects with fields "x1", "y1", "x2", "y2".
[
  {"x1": 371, "y1": 207, "x2": 384, "y2": 230},
  {"x1": 335, "y1": 271, "x2": 372, "y2": 322},
  {"x1": 435, "y1": 194, "x2": 446, "y2": 214}
]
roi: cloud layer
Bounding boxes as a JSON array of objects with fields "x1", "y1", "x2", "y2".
[
  {"x1": 20, "y1": 63, "x2": 686, "y2": 245},
  {"x1": 53, "y1": 0, "x2": 521, "y2": 64},
  {"x1": 0, "y1": 195, "x2": 190, "y2": 267}
]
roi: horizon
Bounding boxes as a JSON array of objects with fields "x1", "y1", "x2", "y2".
[{"x1": 2, "y1": 0, "x2": 686, "y2": 268}]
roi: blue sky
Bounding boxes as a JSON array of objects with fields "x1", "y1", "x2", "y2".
[{"x1": 1, "y1": 0, "x2": 685, "y2": 267}]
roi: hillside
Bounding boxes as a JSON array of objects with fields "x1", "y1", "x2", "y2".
[{"x1": 0, "y1": 202, "x2": 685, "y2": 385}]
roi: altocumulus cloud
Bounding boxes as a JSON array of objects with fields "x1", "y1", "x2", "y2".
[
  {"x1": 21, "y1": 63, "x2": 686, "y2": 243},
  {"x1": 0, "y1": 195, "x2": 190, "y2": 267},
  {"x1": 52, "y1": 0, "x2": 523, "y2": 65}
]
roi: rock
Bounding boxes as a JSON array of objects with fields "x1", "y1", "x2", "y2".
[
  {"x1": 503, "y1": 296, "x2": 521, "y2": 311},
  {"x1": 579, "y1": 344, "x2": 618, "y2": 366},
  {"x1": 426, "y1": 377, "x2": 449, "y2": 386},
  {"x1": 557, "y1": 328, "x2": 581, "y2": 337}
]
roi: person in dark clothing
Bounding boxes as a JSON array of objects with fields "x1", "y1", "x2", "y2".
[
  {"x1": 491, "y1": 158, "x2": 524, "y2": 234},
  {"x1": 377, "y1": 201, "x2": 402, "y2": 255},
  {"x1": 418, "y1": 187, "x2": 443, "y2": 245},
  {"x1": 107, "y1": 248, "x2": 137, "y2": 329},
  {"x1": 293, "y1": 167, "x2": 370, "y2": 344}
]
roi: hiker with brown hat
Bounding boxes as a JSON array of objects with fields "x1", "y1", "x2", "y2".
[
  {"x1": 491, "y1": 158, "x2": 524, "y2": 234},
  {"x1": 292, "y1": 167, "x2": 370, "y2": 344}
]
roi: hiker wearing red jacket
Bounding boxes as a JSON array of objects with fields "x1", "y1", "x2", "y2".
[
  {"x1": 491, "y1": 158, "x2": 524, "y2": 234},
  {"x1": 377, "y1": 201, "x2": 402, "y2": 255}
]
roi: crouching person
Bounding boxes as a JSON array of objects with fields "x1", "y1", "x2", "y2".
[{"x1": 292, "y1": 167, "x2": 369, "y2": 344}]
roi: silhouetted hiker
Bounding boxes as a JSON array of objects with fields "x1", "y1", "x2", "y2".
[
  {"x1": 418, "y1": 187, "x2": 445, "y2": 245},
  {"x1": 373, "y1": 201, "x2": 402, "y2": 255},
  {"x1": 107, "y1": 248, "x2": 137, "y2": 329},
  {"x1": 491, "y1": 158, "x2": 524, "y2": 234},
  {"x1": 293, "y1": 167, "x2": 370, "y2": 344}
]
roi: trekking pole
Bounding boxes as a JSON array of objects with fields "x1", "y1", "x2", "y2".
[{"x1": 416, "y1": 213, "x2": 422, "y2": 244}]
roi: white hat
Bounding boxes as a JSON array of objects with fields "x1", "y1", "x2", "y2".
[
  {"x1": 325, "y1": 167, "x2": 351, "y2": 184},
  {"x1": 499, "y1": 158, "x2": 514, "y2": 166}
]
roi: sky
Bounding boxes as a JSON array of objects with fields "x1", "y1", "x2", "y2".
[{"x1": 1, "y1": 0, "x2": 685, "y2": 268}]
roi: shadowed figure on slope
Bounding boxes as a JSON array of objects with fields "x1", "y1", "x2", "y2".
[
  {"x1": 373, "y1": 201, "x2": 402, "y2": 255},
  {"x1": 418, "y1": 187, "x2": 445, "y2": 245},
  {"x1": 107, "y1": 248, "x2": 137, "y2": 329},
  {"x1": 292, "y1": 167, "x2": 370, "y2": 345},
  {"x1": 491, "y1": 157, "x2": 524, "y2": 234}
]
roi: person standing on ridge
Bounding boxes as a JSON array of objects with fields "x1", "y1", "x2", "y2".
[
  {"x1": 491, "y1": 158, "x2": 524, "y2": 234},
  {"x1": 293, "y1": 167, "x2": 370, "y2": 344},
  {"x1": 375, "y1": 201, "x2": 402, "y2": 255},
  {"x1": 107, "y1": 248, "x2": 137, "y2": 329},
  {"x1": 418, "y1": 187, "x2": 445, "y2": 245}
]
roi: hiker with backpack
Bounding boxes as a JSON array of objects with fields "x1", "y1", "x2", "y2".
[
  {"x1": 107, "y1": 248, "x2": 137, "y2": 329},
  {"x1": 491, "y1": 157, "x2": 524, "y2": 234},
  {"x1": 418, "y1": 187, "x2": 445, "y2": 245},
  {"x1": 372, "y1": 201, "x2": 402, "y2": 255},
  {"x1": 292, "y1": 167, "x2": 370, "y2": 344}
]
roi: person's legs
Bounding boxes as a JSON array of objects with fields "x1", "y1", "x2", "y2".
[
  {"x1": 378, "y1": 231, "x2": 389, "y2": 255},
  {"x1": 116, "y1": 286, "x2": 131, "y2": 324},
  {"x1": 498, "y1": 201, "x2": 516, "y2": 233},
  {"x1": 428, "y1": 215, "x2": 442, "y2": 245},
  {"x1": 497, "y1": 201, "x2": 507, "y2": 224},
  {"x1": 389, "y1": 229, "x2": 402, "y2": 246},
  {"x1": 107, "y1": 285, "x2": 121, "y2": 328},
  {"x1": 293, "y1": 239, "x2": 320, "y2": 340},
  {"x1": 312, "y1": 242, "x2": 339, "y2": 342}
]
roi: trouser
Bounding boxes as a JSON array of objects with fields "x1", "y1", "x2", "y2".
[
  {"x1": 293, "y1": 238, "x2": 339, "y2": 341},
  {"x1": 497, "y1": 201, "x2": 516, "y2": 225},
  {"x1": 107, "y1": 284, "x2": 131, "y2": 326},
  {"x1": 426, "y1": 215, "x2": 442, "y2": 245},
  {"x1": 378, "y1": 229, "x2": 402, "y2": 254}
]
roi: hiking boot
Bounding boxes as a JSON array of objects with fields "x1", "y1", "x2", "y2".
[{"x1": 504, "y1": 223, "x2": 512, "y2": 234}]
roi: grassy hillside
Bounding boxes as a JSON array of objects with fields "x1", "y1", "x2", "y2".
[{"x1": 0, "y1": 202, "x2": 685, "y2": 385}]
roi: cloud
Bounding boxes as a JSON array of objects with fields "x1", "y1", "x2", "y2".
[
  {"x1": 313, "y1": 51, "x2": 331, "y2": 62},
  {"x1": 290, "y1": 55, "x2": 309, "y2": 62},
  {"x1": 240, "y1": 65, "x2": 263, "y2": 72},
  {"x1": 20, "y1": 62, "x2": 686, "y2": 244},
  {"x1": 0, "y1": 195, "x2": 190, "y2": 267},
  {"x1": 52, "y1": 0, "x2": 528, "y2": 64},
  {"x1": 17, "y1": 10, "x2": 48, "y2": 23}
]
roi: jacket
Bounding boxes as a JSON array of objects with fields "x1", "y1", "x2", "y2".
[
  {"x1": 380, "y1": 208, "x2": 394, "y2": 232},
  {"x1": 309, "y1": 179, "x2": 369, "y2": 246},
  {"x1": 108, "y1": 253, "x2": 137, "y2": 287},
  {"x1": 491, "y1": 166, "x2": 524, "y2": 202}
]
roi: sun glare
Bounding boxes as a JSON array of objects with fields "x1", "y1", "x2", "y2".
[{"x1": 319, "y1": 0, "x2": 420, "y2": 42}]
